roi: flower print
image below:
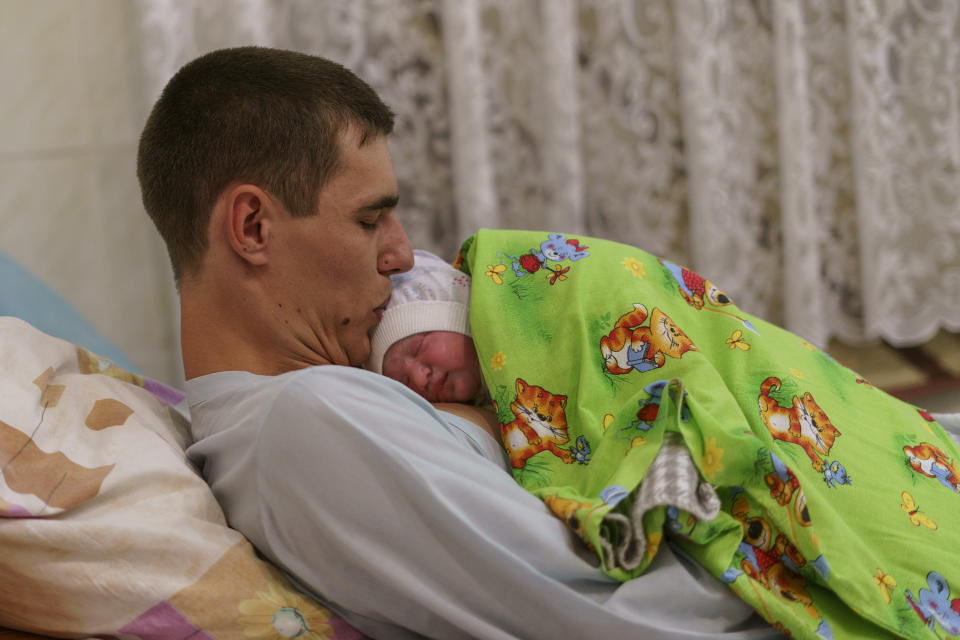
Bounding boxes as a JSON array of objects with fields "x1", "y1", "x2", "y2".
[
  {"x1": 485, "y1": 263, "x2": 506, "y2": 285},
  {"x1": 701, "y1": 437, "x2": 724, "y2": 480},
  {"x1": 725, "y1": 330, "x2": 750, "y2": 351},
  {"x1": 873, "y1": 568, "x2": 896, "y2": 604},
  {"x1": 453, "y1": 273, "x2": 469, "y2": 287},
  {"x1": 490, "y1": 351, "x2": 506, "y2": 371},
  {"x1": 548, "y1": 266, "x2": 570, "y2": 285},
  {"x1": 621, "y1": 256, "x2": 646, "y2": 279},
  {"x1": 238, "y1": 582, "x2": 332, "y2": 639}
]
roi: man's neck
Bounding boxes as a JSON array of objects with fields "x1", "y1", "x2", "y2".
[
  {"x1": 179, "y1": 278, "x2": 278, "y2": 379},
  {"x1": 179, "y1": 275, "x2": 340, "y2": 380},
  {"x1": 180, "y1": 290, "x2": 243, "y2": 379}
]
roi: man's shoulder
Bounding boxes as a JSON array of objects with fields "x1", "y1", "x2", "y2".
[
  {"x1": 271, "y1": 367, "x2": 445, "y2": 431},
  {"x1": 273, "y1": 365, "x2": 410, "y2": 404},
  {"x1": 241, "y1": 367, "x2": 455, "y2": 459},
  {"x1": 188, "y1": 366, "x2": 423, "y2": 441},
  {"x1": 189, "y1": 365, "x2": 391, "y2": 402}
]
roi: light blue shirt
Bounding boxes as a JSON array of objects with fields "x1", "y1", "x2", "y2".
[{"x1": 187, "y1": 365, "x2": 778, "y2": 640}]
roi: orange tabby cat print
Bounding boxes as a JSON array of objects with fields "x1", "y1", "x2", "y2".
[
  {"x1": 903, "y1": 442, "x2": 960, "y2": 492},
  {"x1": 501, "y1": 378, "x2": 573, "y2": 469},
  {"x1": 600, "y1": 304, "x2": 697, "y2": 375},
  {"x1": 758, "y1": 377, "x2": 840, "y2": 472}
]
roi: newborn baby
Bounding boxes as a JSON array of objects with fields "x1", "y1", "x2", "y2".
[{"x1": 366, "y1": 250, "x2": 484, "y2": 404}]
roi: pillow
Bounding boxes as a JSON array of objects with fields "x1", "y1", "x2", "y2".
[
  {"x1": 0, "y1": 317, "x2": 366, "y2": 639},
  {"x1": 0, "y1": 251, "x2": 136, "y2": 372}
]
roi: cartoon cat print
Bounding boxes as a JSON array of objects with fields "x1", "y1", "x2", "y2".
[
  {"x1": 501, "y1": 378, "x2": 573, "y2": 469},
  {"x1": 758, "y1": 377, "x2": 841, "y2": 473},
  {"x1": 903, "y1": 442, "x2": 960, "y2": 492},
  {"x1": 600, "y1": 304, "x2": 697, "y2": 375}
]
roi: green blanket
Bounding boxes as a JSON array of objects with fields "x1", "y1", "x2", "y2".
[{"x1": 457, "y1": 229, "x2": 960, "y2": 639}]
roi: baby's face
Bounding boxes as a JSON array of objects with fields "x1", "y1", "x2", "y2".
[{"x1": 381, "y1": 331, "x2": 482, "y2": 403}]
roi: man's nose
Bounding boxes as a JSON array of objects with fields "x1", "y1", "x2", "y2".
[{"x1": 378, "y1": 213, "x2": 414, "y2": 275}]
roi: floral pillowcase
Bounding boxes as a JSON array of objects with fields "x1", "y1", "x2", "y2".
[{"x1": 0, "y1": 316, "x2": 364, "y2": 639}]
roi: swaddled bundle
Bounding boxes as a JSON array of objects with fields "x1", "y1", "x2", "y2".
[{"x1": 457, "y1": 228, "x2": 960, "y2": 640}]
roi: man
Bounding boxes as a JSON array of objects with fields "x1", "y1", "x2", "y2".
[{"x1": 137, "y1": 46, "x2": 777, "y2": 639}]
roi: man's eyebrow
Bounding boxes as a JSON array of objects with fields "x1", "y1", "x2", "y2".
[{"x1": 356, "y1": 194, "x2": 400, "y2": 213}]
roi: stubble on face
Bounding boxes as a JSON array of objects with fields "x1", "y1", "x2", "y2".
[{"x1": 266, "y1": 129, "x2": 407, "y2": 370}]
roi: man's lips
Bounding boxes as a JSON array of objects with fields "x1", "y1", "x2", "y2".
[{"x1": 373, "y1": 294, "x2": 391, "y2": 322}]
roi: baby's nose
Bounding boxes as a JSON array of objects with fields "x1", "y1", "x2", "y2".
[{"x1": 410, "y1": 363, "x2": 431, "y2": 392}]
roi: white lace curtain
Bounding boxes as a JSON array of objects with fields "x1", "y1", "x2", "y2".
[{"x1": 135, "y1": 0, "x2": 960, "y2": 349}]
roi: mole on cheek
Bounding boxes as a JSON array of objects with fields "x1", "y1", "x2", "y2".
[{"x1": 342, "y1": 317, "x2": 351, "y2": 325}]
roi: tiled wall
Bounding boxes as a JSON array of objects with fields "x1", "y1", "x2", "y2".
[{"x1": 0, "y1": 1, "x2": 181, "y2": 385}]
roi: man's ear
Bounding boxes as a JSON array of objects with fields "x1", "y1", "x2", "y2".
[{"x1": 224, "y1": 185, "x2": 273, "y2": 266}]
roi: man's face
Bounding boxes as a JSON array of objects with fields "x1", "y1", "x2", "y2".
[
  {"x1": 381, "y1": 331, "x2": 483, "y2": 403},
  {"x1": 266, "y1": 128, "x2": 413, "y2": 368}
]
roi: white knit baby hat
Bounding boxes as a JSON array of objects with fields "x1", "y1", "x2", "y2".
[{"x1": 366, "y1": 249, "x2": 472, "y2": 374}]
